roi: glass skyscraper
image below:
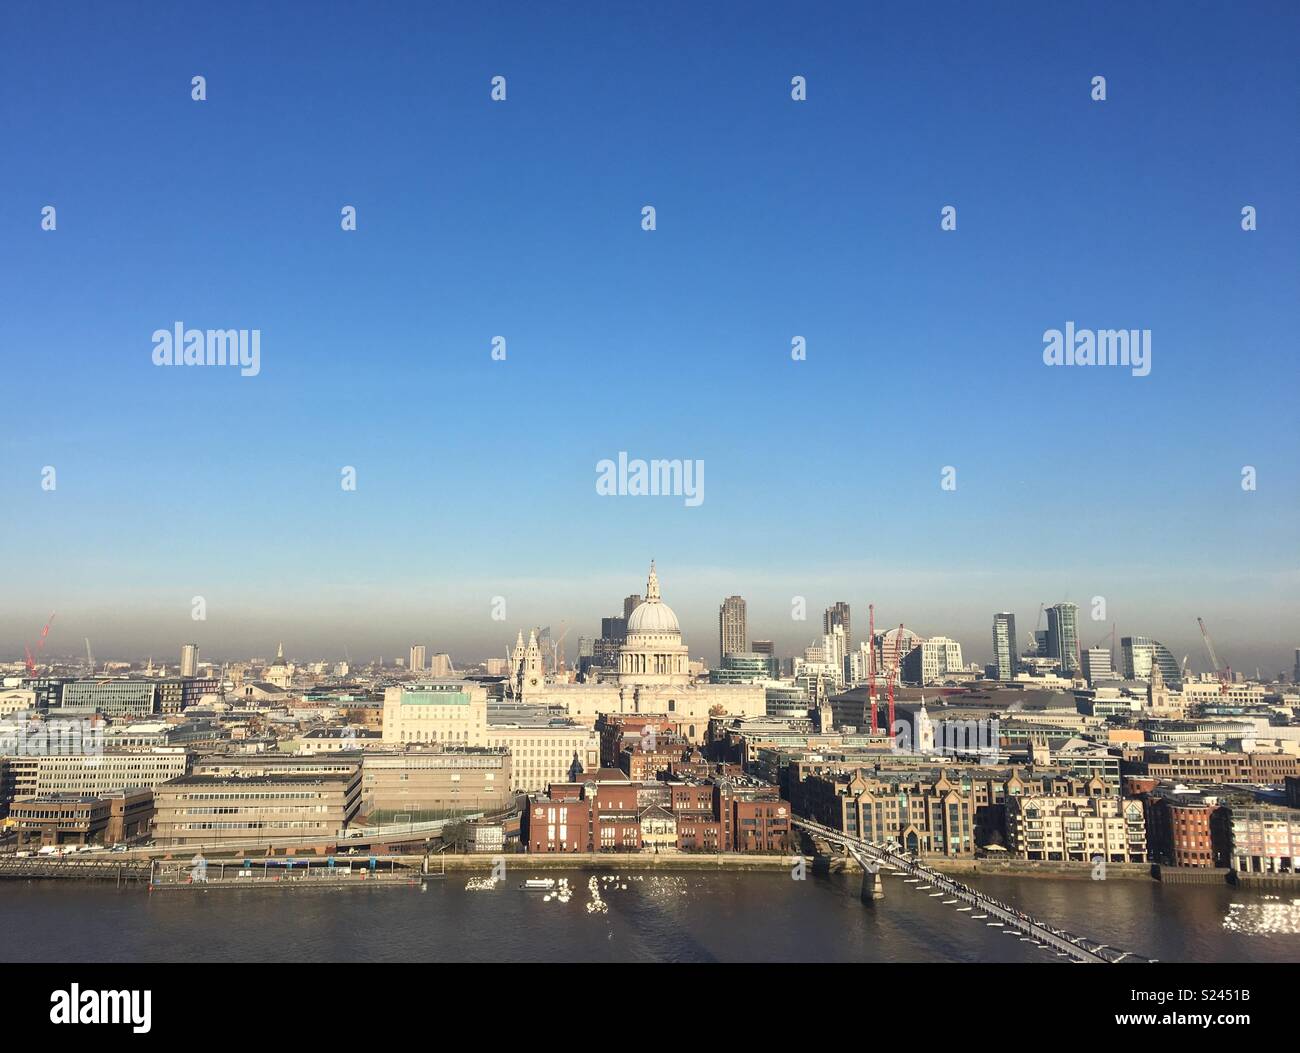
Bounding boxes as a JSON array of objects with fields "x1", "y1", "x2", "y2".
[
  {"x1": 1121, "y1": 636, "x2": 1182, "y2": 687},
  {"x1": 992, "y1": 612, "x2": 1017, "y2": 680},
  {"x1": 1046, "y1": 603, "x2": 1080, "y2": 675}
]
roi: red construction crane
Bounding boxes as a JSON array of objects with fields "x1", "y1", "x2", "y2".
[
  {"x1": 867, "y1": 604, "x2": 878, "y2": 735},
  {"x1": 884, "y1": 623, "x2": 907, "y2": 737},
  {"x1": 24, "y1": 612, "x2": 56, "y2": 677}
]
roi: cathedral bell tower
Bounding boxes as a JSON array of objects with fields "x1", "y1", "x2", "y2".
[{"x1": 519, "y1": 630, "x2": 544, "y2": 696}]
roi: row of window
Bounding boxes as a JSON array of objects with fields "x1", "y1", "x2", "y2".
[
  {"x1": 174, "y1": 791, "x2": 335, "y2": 801},
  {"x1": 174, "y1": 821, "x2": 328, "y2": 831},
  {"x1": 398, "y1": 730, "x2": 475, "y2": 741},
  {"x1": 180, "y1": 805, "x2": 332, "y2": 815}
]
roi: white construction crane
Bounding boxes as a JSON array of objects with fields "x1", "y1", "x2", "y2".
[{"x1": 1196, "y1": 617, "x2": 1230, "y2": 693}]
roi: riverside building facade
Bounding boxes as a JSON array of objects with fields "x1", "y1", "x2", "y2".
[{"x1": 153, "y1": 769, "x2": 362, "y2": 846}]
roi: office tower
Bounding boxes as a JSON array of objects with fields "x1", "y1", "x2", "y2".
[
  {"x1": 1033, "y1": 630, "x2": 1049, "y2": 656},
  {"x1": 823, "y1": 602, "x2": 851, "y2": 646},
  {"x1": 903, "y1": 636, "x2": 963, "y2": 685},
  {"x1": 1046, "y1": 602, "x2": 1080, "y2": 675},
  {"x1": 575, "y1": 635, "x2": 595, "y2": 676},
  {"x1": 180, "y1": 643, "x2": 199, "y2": 678},
  {"x1": 719, "y1": 595, "x2": 747, "y2": 660},
  {"x1": 750, "y1": 640, "x2": 775, "y2": 657},
  {"x1": 429, "y1": 653, "x2": 453, "y2": 677},
  {"x1": 874, "y1": 626, "x2": 918, "y2": 679},
  {"x1": 992, "y1": 613, "x2": 1018, "y2": 680},
  {"x1": 409, "y1": 645, "x2": 426, "y2": 673},
  {"x1": 594, "y1": 614, "x2": 626, "y2": 671},
  {"x1": 847, "y1": 641, "x2": 873, "y2": 685},
  {"x1": 1081, "y1": 647, "x2": 1113, "y2": 686},
  {"x1": 1121, "y1": 636, "x2": 1182, "y2": 687},
  {"x1": 823, "y1": 625, "x2": 848, "y2": 685},
  {"x1": 1120, "y1": 636, "x2": 1148, "y2": 680},
  {"x1": 710, "y1": 652, "x2": 780, "y2": 682},
  {"x1": 537, "y1": 627, "x2": 553, "y2": 673},
  {"x1": 623, "y1": 594, "x2": 642, "y2": 620}
]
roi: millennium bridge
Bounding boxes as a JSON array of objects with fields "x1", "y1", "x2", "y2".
[{"x1": 792, "y1": 818, "x2": 1154, "y2": 964}]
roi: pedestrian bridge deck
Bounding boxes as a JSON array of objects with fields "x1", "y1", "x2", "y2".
[{"x1": 793, "y1": 818, "x2": 1154, "y2": 964}]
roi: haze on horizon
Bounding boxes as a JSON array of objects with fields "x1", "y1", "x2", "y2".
[{"x1": 3, "y1": 559, "x2": 1296, "y2": 678}]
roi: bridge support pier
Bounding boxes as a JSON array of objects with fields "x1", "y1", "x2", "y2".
[{"x1": 861, "y1": 868, "x2": 884, "y2": 904}]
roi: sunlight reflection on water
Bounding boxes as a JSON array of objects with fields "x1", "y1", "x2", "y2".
[{"x1": 1223, "y1": 897, "x2": 1300, "y2": 937}]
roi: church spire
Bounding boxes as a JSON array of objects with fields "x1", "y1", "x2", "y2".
[{"x1": 646, "y1": 560, "x2": 660, "y2": 602}]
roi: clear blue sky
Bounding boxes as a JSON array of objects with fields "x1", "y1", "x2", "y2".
[{"x1": 2, "y1": 1, "x2": 1297, "y2": 671}]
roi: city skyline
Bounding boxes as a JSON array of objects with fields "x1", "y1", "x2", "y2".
[{"x1": 5, "y1": 562, "x2": 1294, "y2": 678}]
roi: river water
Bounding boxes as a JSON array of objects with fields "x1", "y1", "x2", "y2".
[{"x1": 1, "y1": 870, "x2": 1296, "y2": 963}]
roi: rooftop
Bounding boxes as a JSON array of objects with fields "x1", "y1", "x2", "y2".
[{"x1": 165, "y1": 773, "x2": 355, "y2": 787}]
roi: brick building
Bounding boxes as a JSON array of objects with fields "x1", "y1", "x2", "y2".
[
  {"x1": 10, "y1": 795, "x2": 109, "y2": 847},
  {"x1": 1137, "y1": 751, "x2": 1300, "y2": 783},
  {"x1": 620, "y1": 742, "x2": 693, "y2": 780},
  {"x1": 526, "y1": 797, "x2": 590, "y2": 852},
  {"x1": 729, "y1": 797, "x2": 791, "y2": 853},
  {"x1": 595, "y1": 713, "x2": 688, "y2": 766},
  {"x1": 104, "y1": 788, "x2": 154, "y2": 844},
  {"x1": 1142, "y1": 793, "x2": 1219, "y2": 868},
  {"x1": 523, "y1": 770, "x2": 790, "y2": 854}
]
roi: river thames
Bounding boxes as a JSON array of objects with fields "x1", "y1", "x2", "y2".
[{"x1": 2, "y1": 870, "x2": 1297, "y2": 963}]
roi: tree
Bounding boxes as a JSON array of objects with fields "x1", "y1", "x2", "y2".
[{"x1": 441, "y1": 821, "x2": 469, "y2": 853}]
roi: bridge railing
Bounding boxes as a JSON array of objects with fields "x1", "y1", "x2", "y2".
[
  {"x1": 792, "y1": 818, "x2": 1150, "y2": 964},
  {"x1": 0, "y1": 857, "x2": 152, "y2": 881}
]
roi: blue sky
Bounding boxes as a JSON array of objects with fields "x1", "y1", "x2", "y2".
[{"x1": 1, "y1": 1, "x2": 1297, "y2": 670}]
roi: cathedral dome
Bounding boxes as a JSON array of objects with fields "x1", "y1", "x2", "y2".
[
  {"x1": 627, "y1": 599, "x2": 680, "y2": 635},
  {"x1": 625, "y1": 561, "x2": 680, "y2": 636}
]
